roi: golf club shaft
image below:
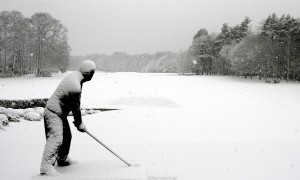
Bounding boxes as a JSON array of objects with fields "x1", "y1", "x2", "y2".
[{"x1": 85, "y1": 130, "x2": 131, "y2": 166}]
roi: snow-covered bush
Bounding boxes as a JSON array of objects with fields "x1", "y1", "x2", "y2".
[
  {"x1": 273, "y1": 78, "x2": 280, "y2": 84},
  {"x1": 14, "y1": 109, "x2": 25, "y2": 117},
  {"x1": 87, "y1": 109, "x2": 95, "y2": 114},
  {"x1": 4, "y1": 108, "x2": 20, "y2": 122},
  {"x1": 24, "y1": 112, "x2": 42, "y2": 121},
  {"x1": 35, "y1": 107, "x2": 44, "y2": 116},
  {"x1": 23, "y1": 108, "x2": 34, "y2": 114},
  {"x1": 0, "y1": 114, "x2": 9, "y2": 126},
  {"x1": 0, "y1": 71, "x2": 15, "y2": 78},
  {"x1": 265, "y1": 78, "x2": 280, "y2": 84},
  {"x1": 81, "y1": 110, "x2": 87, "y2": 116},
  {"x1": 36, "y1": 69, "x2": 52, "y2": 77},
  {"x1": 0, "y1": 107, "x2": 6, "y2": 114}
]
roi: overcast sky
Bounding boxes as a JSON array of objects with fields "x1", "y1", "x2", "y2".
[{"x1": 1, "y1": 0, "x2": 300, "y2": 56}]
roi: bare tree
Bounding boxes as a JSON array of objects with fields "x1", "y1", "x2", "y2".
[
  {"x1": 30, "y1": 12, "x2": 69, "y2": 75},
  {"x1": 0, "y1": 11, "x2": 10, "y2": 73}
]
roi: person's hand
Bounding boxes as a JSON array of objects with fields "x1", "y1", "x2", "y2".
[{"x1": 77, "y1": 123, "x2": 86, "y2": 132}]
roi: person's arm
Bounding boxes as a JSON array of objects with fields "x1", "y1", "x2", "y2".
[{"x1": 71, "y1": 92, "x2": 86, "y2": 132}]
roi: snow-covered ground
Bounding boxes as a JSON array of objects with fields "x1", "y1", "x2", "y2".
[{"x1": 1, "y1": 72, "x2": 300, "y2": 179}]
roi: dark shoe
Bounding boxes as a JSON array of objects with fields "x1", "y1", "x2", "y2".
[{"x1": 57, "y1": 157, "x2": 75, "y2": 167}]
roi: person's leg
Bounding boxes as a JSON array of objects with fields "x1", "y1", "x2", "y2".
[
  {"x1": 40, "y1": 108, "x2": 63, "y2": 175},
  {"x1": 57, "y1": 118, "x2": 73, "y2": 166}
]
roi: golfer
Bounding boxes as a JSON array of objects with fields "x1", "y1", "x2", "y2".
[{"x1": 40, "y1": 60, "x2": 96, "y2": 175}]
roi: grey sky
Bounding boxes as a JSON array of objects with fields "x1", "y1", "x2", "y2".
[{"x1": 1, "y1": 0, "x2": 300, "y2": 56}]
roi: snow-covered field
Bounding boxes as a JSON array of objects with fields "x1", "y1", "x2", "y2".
[{"x1": 1, "y1": 72, "x2": 300, "y2": 180}]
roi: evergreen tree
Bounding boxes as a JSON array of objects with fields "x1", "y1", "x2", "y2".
[
  {"x1": 260, "y1": 13, "x2": 300, "y2": 80},
  {"x1": 193, "y1": 28, "x2": 209, "y2": 40},
  {"x1": 190, "y1": 29, "x2": 214, "y2": 75}
]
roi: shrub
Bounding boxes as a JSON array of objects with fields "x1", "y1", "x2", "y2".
[
  {"x1": 49, "y1": 68, "x2": 60, "y2": 73},
  {"x1": 273, "y1": 78, "x2": 280, "y2": 83},
  {"x1": 0, "y1": 107, "x2": 6, "y2": 114},
  {"x1": 60, "y1": 68, "x2": 67, "y2": 73},
  {"x1": 0, "y1": 114, "x2": 9, "y2": 126},
  {"x1": 35, "y1": 107, "x2": 44, "y2": 116},
  {"x1": 23, "y1": 108, "x2": 34, "y2": 114},
  {"x1": 36, "y1": 69, "x2": 52, "y2": 77},
  {"x1": 0, "y1": 71, "x2": 15, "y2": 78},
  {"x1": 24, "y1": 111, "x2": 41, "y2": 121},
  {"x1": 3, "y1": 108, "x2": 20, "y2": 122},
  {"x1": 14, "y1": 109, "x2": 25, "y2": 117}
]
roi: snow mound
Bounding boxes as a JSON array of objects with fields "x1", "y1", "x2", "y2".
[
  {"x1": 35, "y1": 107, "x2": 44, "y2": 116},
  {"x1": 24, "y1": 108, "x2": 34, "y2": 114},
  {"x1": 0, "y1": 107, "x2": 6, "y2": 114},
  {"x1": 0, "y1": 107, "x2": 44, "y2": 123},
  {"x1": 14, "y1": 109, "x2": 25, "y2": 117},
  {"x1": 3, "y1": 108, "x2": 20, "y2": 122},
  {"x1": 81, "y1": 110, "x2": 87, "y2": 116},
  {"x1": 0, "y1": 114, "x2": 9, "y2": 126},
  {"x1": 24, "y1": 111, "x2": 42, "y2": 121}
]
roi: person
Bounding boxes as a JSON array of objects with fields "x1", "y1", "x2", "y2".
[{"x1": 40, "y1": 60, "x2": 96, "y2": 175}]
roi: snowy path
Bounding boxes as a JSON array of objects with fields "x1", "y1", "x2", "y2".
[{"x1": 1, "y1": 72, "x2": 300, "y2": 179}]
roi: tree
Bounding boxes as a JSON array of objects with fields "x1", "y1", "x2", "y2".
[
  {"x1": 260, "y1": 13, "x2": 300, "y2": 81},
  {"x1": 213, "y1": 17, "x2": 251, "y2": 75},
  {"x1": 230, "y1": 35, "x2": 262, "y2": 79},
  {"x1": 239, "y1": 16, "x2": 251, "y2": 41},
  {"x1": 229, "y1": 17, "x2": 251, "y2": 43},
  {"x1": 0, "y1": 11, "x2": 10, "y2": 73},
  {"x1": 193, "y1": 28, "x2": 208, "y2": 40},
  {"x1": 219, "y1": 42, "x2": 237, "y2": 75},
  {"x1": 218, "y1": 23, "x2": 231, "y2": 45},
  {"x1": 189, "y1": 29, "x2": 214, "y2": 75},
  {"x1": 8, "y1": 11, "x2": 28, "y2": 74},
  {"x1": 0, "y1": 11, "x2": 70, "y2": 77},
  {"x1": 30, "y1": 12, "x2": 70, "y2": 76}
]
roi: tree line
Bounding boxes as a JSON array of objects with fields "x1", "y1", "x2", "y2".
[
  {"x1": 70, "y1": 51, "x2": 181, "y2": 73},
  {"x1": 186, "y1": 13, "x2": 300, "y2": 82},
  {"x1": 0, "y1": 11, "x2": 70, "y2": 77},
  {"x1": 70, "y1": 13, "x2": 300, "y2": 82}
]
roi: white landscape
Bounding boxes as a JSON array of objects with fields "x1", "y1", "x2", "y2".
[{"x1": 1, "y1": 72, "x2": 300, "y2": 180}]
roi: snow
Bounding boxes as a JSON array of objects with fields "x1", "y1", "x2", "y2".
[
  {"x1": 3, "y1": 108, "x2": 20, "y2": 122},
  {"x1": 24, "y1": 111, "x2": 42, "y2": 121},
  {"x1": 35, "y1": 107, "x2": 45, "y2": 116},
  {"x1": 46, "y1": 72, "x2": 83, "y2": 115},
  {"x1": 79, "y1": 60, "x2": 96, "y2": 74},
  {"x1": 0, "y1": 114, "x2": 8, "y2": 126},
  {"x1": 1, "y1": 72, "x2": 300, "y2": 179}
]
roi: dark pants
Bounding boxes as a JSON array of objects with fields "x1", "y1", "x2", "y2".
[{"x1": 40, "y1": 108, "x2": 72, "y2": 173}]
